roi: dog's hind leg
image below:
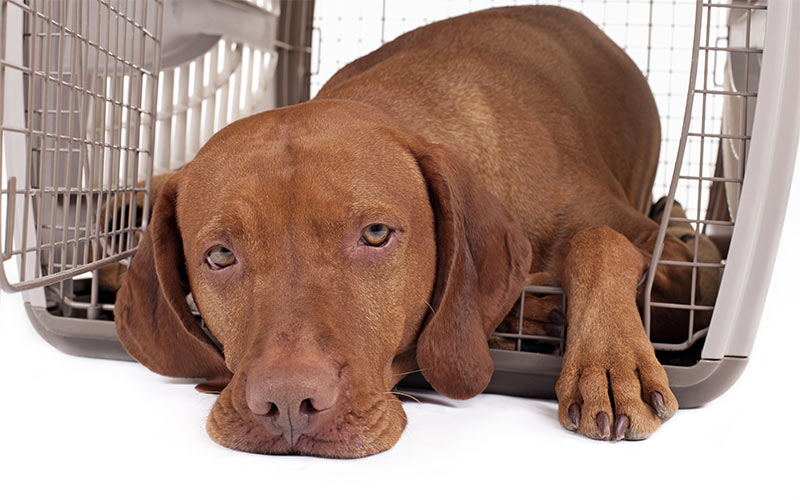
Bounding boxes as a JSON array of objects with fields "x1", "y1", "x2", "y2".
[
  {"x1": 647, "y1": 198, "x2": 723, "y2": 337},
  {"x1": 624, "y1": 202, "x2": 723, "y2": 344},
  {"x1": 492, "y1": 272, "x2": 567, "y2": 353}
]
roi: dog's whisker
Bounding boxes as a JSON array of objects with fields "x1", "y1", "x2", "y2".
[
  {"x1": 423, "y1": 300, "x2": 436, "y2": 315},
  {"x1": 385, "y1": 391, "x2": 422, "y2": 404},
  {"x1": 392, "y1": 368, "x2": 422, "y2": 377}
]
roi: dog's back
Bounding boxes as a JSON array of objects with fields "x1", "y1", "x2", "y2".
[{"x1": 318, "y1": 6, "x2": 661, "y2": 267}]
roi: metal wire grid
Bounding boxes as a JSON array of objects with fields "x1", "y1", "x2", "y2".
[
  {"x1": 0, "y1": 0, "x2": 163, "y2": 293},
  {"x1": 644, "y1": 0, "x2": 763, "y2": 351},
  {"x1": 493, "y1": 285, "x2": 568, "y2": 355}
]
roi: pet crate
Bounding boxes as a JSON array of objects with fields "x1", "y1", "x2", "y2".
[{"x1": 1, "y1": 0, "x2": 798, "y2": 409}]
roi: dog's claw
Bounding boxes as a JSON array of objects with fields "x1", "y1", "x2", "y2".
[
  {"x1": 568, "y1": 403, "x2": 580, "y2": 430},
  {"x1": 613, "y1": 414, "x2": 629, "y2": 441},
  {"x1": 548, "y1": 309, "x2": 567, "y2": 326},
  {"x1": 650, "y1": 391, "x2": 668, "y2": 419},
  {"x1": 543, "y1": 322, "x2": 565, "y2": 336},
  {"x1": 596, "y1": 412, "x2": 610, "y2": 439}
]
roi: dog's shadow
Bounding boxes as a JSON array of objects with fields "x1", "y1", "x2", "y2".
[{"x1": 163, "y1": 377, "x2": 206, "y2": 386}]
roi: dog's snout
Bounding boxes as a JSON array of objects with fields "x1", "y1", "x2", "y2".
[{"x1": 245, "y1": 360, "x2": 341, "y2": 446}]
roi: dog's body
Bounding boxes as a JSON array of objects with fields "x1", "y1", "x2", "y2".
[
  {"x1": 115, "y1": 7, "x2": 710, "y2": 457},
  {"x1": 321, "y1": 6, "x2": 661, "y2": 235}
]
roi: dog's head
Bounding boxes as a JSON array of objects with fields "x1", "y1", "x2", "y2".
[{"x1": 114, "y1": 101, "x2": 531, "y2": 457}]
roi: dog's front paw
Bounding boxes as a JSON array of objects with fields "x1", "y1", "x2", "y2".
[{"x1": 555, "y1": 342, "x2": 678, "y2": 441}]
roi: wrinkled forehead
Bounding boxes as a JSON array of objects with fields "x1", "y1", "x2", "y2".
[{"x1": 175, "y1": 118, "x2": 429, "y2": 242}]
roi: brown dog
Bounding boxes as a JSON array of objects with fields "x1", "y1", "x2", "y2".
[{"x1": 115, "y1": 6, "x2": 710, "y2": 457}]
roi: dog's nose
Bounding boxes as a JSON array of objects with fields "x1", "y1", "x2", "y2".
[{"x1": 245, "y1": 360, "x2": 341, "y2": 447}]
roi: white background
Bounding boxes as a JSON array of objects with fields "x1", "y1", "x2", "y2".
[{"x1": 2, "y1": 2, "x2": 799, "y2": 499}]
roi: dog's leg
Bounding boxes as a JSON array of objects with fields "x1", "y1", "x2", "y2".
[
  {"x1": 555, "y1": 226, "x2": 678, "y2": 441},
  {"x1": 645, "y1": 198, "x2": 723, "y2": 338},
  {"x1": 493, "y1": 272, "x2": 566, "y2": 352}
]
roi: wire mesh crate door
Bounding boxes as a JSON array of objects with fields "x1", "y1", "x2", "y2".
[
  {"x1": 643, "y1": 1, "x2": 766, "y2": 355},
  {"x1": 0, "y1": 0, "x2": 163, "y2": 294}
]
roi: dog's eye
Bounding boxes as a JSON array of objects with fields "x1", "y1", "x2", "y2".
[
  {"x1": 206, "y1": 246, "x2": 237, "y2": 270},
  {"x1": 360, "y1": 224, "x2": 390, "y2": 247}
]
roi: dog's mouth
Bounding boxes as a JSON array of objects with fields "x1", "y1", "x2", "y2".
[
  {"x1": 249, "y1": 430, "x2": 381, "y2": 458},
  {"x1": 210, "y1": 386, "x2": 408, "y2": 458},
  {"x1": 267, "y1": 396, "x2": 406, "y2": 458}
]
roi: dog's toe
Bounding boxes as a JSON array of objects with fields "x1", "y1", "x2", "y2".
[
  {"x1": 556, "y1": 366, "x2": 613, "y2": 440},
  {"x1": 556, "y1": 345, "x2": 678, "y2": 441},
  {"x1": 606, "y1": 366, "x2": 668, "y2": 440}
]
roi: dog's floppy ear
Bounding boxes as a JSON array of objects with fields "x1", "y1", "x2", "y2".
[
  {"x1": 411, "y1": 141, "x2": 532, "y2": 399},
  {"x1": 115, "y1": 172, "x2": 232, "y2": 393}
]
